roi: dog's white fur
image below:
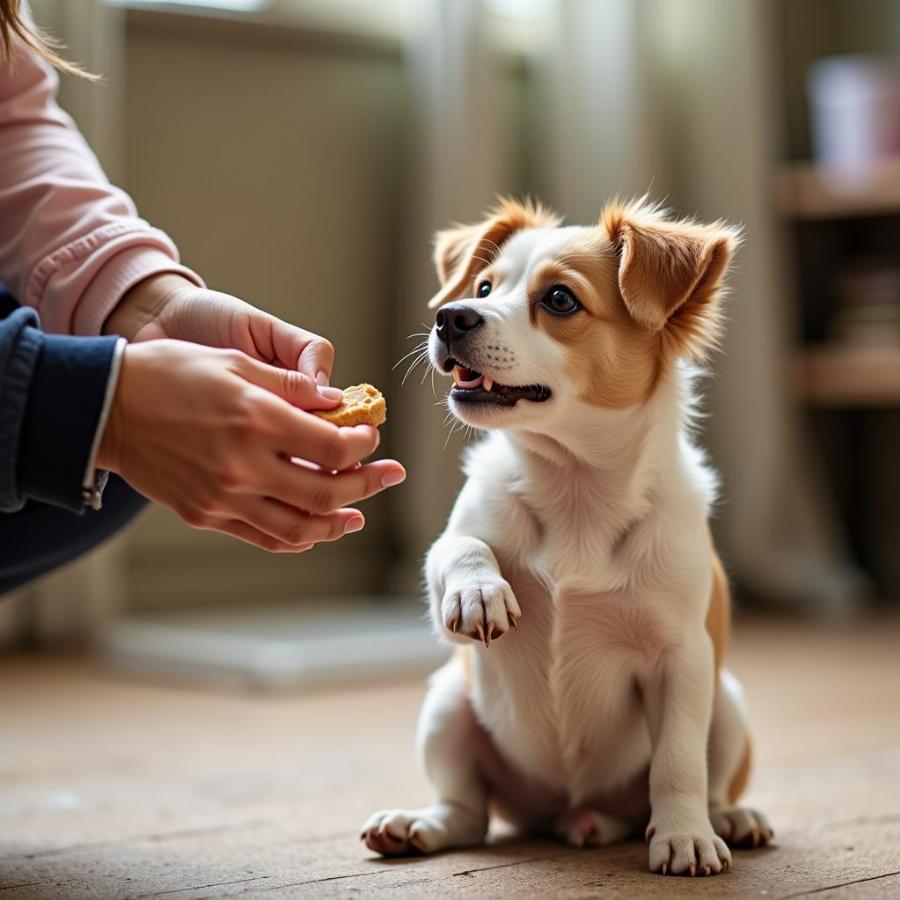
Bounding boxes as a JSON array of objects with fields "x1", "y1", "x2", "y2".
[{"x1": 362, "y1": 201, "x2": 771, "y2": 875}]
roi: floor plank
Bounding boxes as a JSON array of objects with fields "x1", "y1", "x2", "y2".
[{"x1": 1, "y1": 616, "x2": 899, "y2": 898}]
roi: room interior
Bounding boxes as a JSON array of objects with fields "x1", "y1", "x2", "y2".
[{"x1": 1, "y1": 0, "x2": 898, "y2": 896}]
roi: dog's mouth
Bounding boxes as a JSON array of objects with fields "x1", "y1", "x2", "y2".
[{"x1": 447, "y1": 360, "x2": 551, "y2": 407}]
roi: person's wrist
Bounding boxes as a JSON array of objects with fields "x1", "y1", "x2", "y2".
[{"x1": 102, "y1": 272, "x2": 196, "y2": 340}]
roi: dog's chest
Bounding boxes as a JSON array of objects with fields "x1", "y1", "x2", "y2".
[{"x1": 474, "y1": 555, "x2": 665, "y2": 799}]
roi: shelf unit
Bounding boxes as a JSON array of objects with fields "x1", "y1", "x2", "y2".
[
  {"x1": 779, "y1": 157, "x2": 900, "y2": 410},
  {"x1": 796, "y1": 344, "x2": 900, "y2": 407},
  {"x1": 774, "y1": 3, "x2": 900, "y2": 602},
  {"x1": 777, "y1": 157, "x2": 900, "y2": 221}
]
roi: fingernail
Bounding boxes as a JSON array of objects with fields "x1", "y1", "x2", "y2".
[
  {"x1": 344, "y1": 515, "x2": 364, "y2": 534},
  {"x1": 316, "y1": 371, "x2": 330, "y2": 386},
  {"x1": 381, "y1": 469, "x2": 406, "y2": 488},
  {"x1": 318, "y1": 385, "x2": 343, "y2": 401}
]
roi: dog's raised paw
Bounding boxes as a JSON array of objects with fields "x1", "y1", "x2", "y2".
[
  {"x1": 648, "y1": 830, "x2": 731, "y2": 876},
  {"x1": 361, "y1": 804, "x2": 486, "y2": 856},
  {"x1": 710, "y1": 805, "x2": 774, "y2": 848},
  {"x1": 441, "y1": 577, "x2": 521, "y2": 646}
]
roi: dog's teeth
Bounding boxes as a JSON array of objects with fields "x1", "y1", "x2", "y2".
[{"x1": 483, "y1": 376, "x2": 494, "y2": 392}]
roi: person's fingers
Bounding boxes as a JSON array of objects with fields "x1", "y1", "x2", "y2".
[
  {"x1": 204, "y1": 517, "x2": 316, "y2": 554},
  {"x1": 297, "y1": 333, "x2": 335, "y2": 385},
  {"x1": 261, "y1": 405, "x2": 381, "y2": 470},
  {"x1": 264, "y1": 315, "x2": 335, "y2": 384},
  {"x1": 262, "y1": 456, "x2": 406, "y2": 515},
  {"x1": 236, "y1": 498, "x2": 365, "y2": 545},
  {"x1": 234, "y1": 355, "x2": 343, "y2": 410}
]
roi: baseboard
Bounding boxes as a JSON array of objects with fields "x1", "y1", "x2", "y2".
[{"x1": 97, "y1": 597, "x2": 447, "y2": 691}]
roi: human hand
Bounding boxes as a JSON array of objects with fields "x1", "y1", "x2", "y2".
[
  {"x1": 96, "y1": 340, "x2": 406, "y2": 552},
  {"x1": 104, "y1": 273, "x2": 335, "y2": 384}
]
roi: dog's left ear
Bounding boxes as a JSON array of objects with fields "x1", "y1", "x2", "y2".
[
  {"x1": 430, "y1": 199, "x2": 559, "y2": 308},
  {"x1": 431, "y1": 223, "x2": 490, "y2": 307},
  {"x1": 604, "y1": 203, "x2": 739, "y2": 353}
]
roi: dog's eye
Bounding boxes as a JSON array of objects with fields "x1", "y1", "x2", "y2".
[
  {"x1": 476, "y1": 280, "x2": 492, "y2": 298},
  {"x1": 541, "y1": 286, "x2": 580, "y2": 315}
]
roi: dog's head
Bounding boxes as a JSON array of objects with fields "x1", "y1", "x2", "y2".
[{"x1": 427, "y1": 197, "x2": 739, "y2": 432}]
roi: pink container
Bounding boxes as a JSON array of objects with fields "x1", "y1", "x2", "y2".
[{"x1": 808, "y1": 55, "x2": 900, "y2": 178}]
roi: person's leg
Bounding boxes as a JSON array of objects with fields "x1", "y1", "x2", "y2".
[{"x1": 0, "y1": 476, "x2": 147, "y2": 597}]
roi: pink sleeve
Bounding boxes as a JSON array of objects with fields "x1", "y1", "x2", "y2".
[{"x1": 0, "y1": 35, "x2": 204, "y2": 336}]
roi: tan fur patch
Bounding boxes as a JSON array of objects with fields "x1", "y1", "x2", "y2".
[
  {"x1": 704, "y1": 537, "x2": 750, "y2": 802},
  {"x1": 728, "y1": 738, "x2": 752, "y2": 804},
  {"x1": 528, "y1": 230, "x2": 663, "y2": 408},
  {"x1": 705, "y1": 540, "x2": 731, "y2": 673}
]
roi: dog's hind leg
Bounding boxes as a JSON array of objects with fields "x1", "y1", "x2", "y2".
[
  {"x1": 361, "y1": 658, "x2": 489, "y2": 856},
  {"x1": 707, "y1": 669, "x2": 774, "y2": 848}
]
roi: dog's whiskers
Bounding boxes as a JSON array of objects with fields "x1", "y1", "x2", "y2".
[
  {"x1": 443, "y1": 417, "x2": 462, "y2": 450},
  {"x1": 401, "y1": 350, "x2": 430, "y2": 386},
  {"x1": 393, "y1": 340, "x2": 429, "y2": 372},
  {"x1": 470, "y1": 254, "x2": 493, "y2": 266}
]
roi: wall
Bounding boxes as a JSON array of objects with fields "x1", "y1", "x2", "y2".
[{"x1": 119, "y1": 14, "x2": 408, "y2": 609}]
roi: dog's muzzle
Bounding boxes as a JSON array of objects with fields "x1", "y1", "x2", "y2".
[{"x1": 435, "y1": 304, "x2": 484, "y2": 350}]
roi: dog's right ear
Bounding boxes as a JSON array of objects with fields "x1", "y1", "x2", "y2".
[
  {"x1": 429, "y1": 199, "x2": 558, "y2": 308},
  {"x1": 602, "y1": 198, "x2": 740, "y2": 359}
]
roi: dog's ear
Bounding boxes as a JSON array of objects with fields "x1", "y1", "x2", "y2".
[
  {"x1": 430, "y1": 199, "x2": 558, "y2": 308},
  {"x1": 432, "y1": 223, "x2": 487, "y2": 295},
  {"x1": 603, "y1": 201, "x2": 740, "y2": 356}
]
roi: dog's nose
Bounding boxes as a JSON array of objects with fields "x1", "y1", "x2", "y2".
[{"x1": 435, "y1": 304, "x2": 484, "y2": 346}]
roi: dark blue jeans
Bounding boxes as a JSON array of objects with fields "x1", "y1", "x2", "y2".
[
  {"x1": 0, "y1": 290, "x2": 147, "y2": 596},
  {"x1": 0, "y1": 474, "x2": 147, "y2": 596}
]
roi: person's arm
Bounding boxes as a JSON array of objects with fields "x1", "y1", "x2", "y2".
[
  {"x1": 0, "y1": 24, "x2": 202, "y2": 336},
  {"x1": 0, "y1": 306, "x2": 120, "y2": 513},
  {"x1": 0, "y1": 310, "x2": 408, "y2": 546},
  {"x1": 0, "y1": 11, "x2": 336, "y2": 381}
]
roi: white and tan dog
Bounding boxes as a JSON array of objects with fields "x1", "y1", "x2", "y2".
[{"x1": 362, "y1": 198, "x2": 772, "y2": 876}]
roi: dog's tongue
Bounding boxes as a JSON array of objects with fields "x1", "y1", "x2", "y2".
[{"x1": 453, "y1": 366, "x2": 484, "y2": 390}]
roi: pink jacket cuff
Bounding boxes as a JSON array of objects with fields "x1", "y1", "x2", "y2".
[{"x1": 27, "y1": 223, "x2": 205, "y2": 335}]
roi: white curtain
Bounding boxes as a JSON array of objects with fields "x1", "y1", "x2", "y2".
[
  {"x1": 0, "y1": 0, "x2": 128, "y2": 648},
  {"x1": 534, "y1": 0, "x2": 661, "y2": 215},
  {"x1": 535, "y1": 0, "x2": 863, "y2": 613}
]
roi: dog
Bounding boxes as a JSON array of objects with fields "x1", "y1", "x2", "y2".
[{"x1": 362, "y1": 197, "x2": 772, "y2": 876}]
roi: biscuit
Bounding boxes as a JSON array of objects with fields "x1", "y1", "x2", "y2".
[{"x1": 313, "y1": 383, "x2": 386, "y2": 427}]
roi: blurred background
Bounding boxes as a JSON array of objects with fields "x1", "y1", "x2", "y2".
[{"x1": 1, "y1": 0, "x2": 898, "y2": 686}]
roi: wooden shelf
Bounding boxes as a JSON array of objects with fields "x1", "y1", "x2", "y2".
[
  {"x1": 796, "y1": 344, "x2": 900, "y2": 407},
  {"x1": 777, "y1": 158, "x2": 900, "y2": 221}
]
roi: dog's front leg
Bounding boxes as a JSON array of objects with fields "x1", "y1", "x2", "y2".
[
  {"x1": 426, "y1": 533, "x2": 521, "y2": 646},
  {"x1": 643, "y1": 634, "x2": 732, "y2": 876}
]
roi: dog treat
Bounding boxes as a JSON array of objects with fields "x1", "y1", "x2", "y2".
[{"x1": 313, "y1": 383, "x2": 387, "y2": 427}]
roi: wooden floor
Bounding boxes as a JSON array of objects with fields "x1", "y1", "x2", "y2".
[{"x1": 1, "y1": 617, "x2": 899, "y2": 899}]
